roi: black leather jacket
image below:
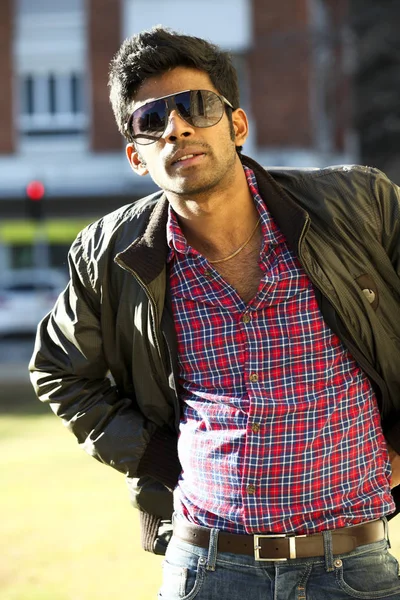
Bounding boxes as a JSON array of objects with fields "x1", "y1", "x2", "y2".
[{"x1": 30, "y1": 155, "x2": 400, "y2": 553}]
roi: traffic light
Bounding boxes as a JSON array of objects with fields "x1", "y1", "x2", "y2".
[{"x1": 25, "y1": 180, "x2": 45, "y2": 221}]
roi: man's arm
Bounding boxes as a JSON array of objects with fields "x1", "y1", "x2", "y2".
[
  {"x1": 372, "y1": 167, "x2": 400, "y2": 277},
  {"x1": 371, "y1": 169, "x2": 400, "y2": 461},
  {"x1": 29, "y1": 231, "x2": 170, "y2": 480}
]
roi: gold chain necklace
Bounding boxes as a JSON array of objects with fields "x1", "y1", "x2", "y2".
[{"x1": 208, "y1": 217, "x2": 261, "y2": 264}]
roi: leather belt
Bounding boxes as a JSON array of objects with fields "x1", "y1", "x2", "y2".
[{"x1": 173, "y1": 519, "x2": 386, "y2": 561}]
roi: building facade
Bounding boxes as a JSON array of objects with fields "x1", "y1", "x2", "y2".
[{"x1": 0, "y1": 0, "x2": 353, "y2": 271}]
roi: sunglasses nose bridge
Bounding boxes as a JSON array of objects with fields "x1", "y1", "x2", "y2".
[
  {"x1": 164, "y1": 94, "x2": 186, "y2": 124},
  {"x1": 163, "y1": 96, "x2": 174, "y2": 122},
  {"x1": 161, "y1": 96, "x2": 194, "y2": 139}
]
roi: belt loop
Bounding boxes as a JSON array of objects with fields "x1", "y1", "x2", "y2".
[
  {"x1": 382, "y1": 517, "x2": 390, "y2": 548},
  {"x1": 322, "y1": 530, "x2": 334, "y2": 572},
  {"x1": 206, "y1": 528, "x2": 219, "y2": 571}
]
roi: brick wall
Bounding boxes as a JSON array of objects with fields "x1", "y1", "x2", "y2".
[
  {"x1": 248, "y1": 0, "x2": 313, "y2": 148},
  {"x1": 0, "y1": 0, "x2": 14, "y2": 154},
  {"x1": 88, "y1": 0, "x2": 123, "y2": 152}
]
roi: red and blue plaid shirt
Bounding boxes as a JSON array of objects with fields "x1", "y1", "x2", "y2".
[{"x1": 167, "y1": 166, "x2": 394, "y2": 534}]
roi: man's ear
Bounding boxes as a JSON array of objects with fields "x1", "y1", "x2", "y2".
[
  {"x1": 231, "y1": 108, "x2": 249, "y2": 148},
  {"x1": 126, "y1": 144, "x2": 149, "y2": 176}
]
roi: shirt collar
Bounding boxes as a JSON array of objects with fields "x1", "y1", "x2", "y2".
[{"x1": 243, "y1": 166, "x2": 285, "y2": 256}]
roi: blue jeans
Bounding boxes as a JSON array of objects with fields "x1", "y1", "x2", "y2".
[{"x1": 158, "y1": 524, "x2": 400, "y2": 599}]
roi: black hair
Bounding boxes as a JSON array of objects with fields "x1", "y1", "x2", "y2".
[{"x1": 108, "y1": 25, "x2": 240, "y2": 143}]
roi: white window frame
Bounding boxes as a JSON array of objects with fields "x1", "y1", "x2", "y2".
[{"x1": 19, "y1": 72, "x2": 87, "y2": 136}]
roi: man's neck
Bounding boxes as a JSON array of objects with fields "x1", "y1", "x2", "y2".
[{"x1": 167, "y1": 163, "x2": 260, "y2": 259}]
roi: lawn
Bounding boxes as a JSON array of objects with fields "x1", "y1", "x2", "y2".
[
  {"x1": 0, "y1": 406, "x2": 163, "y2": 600},
  {"x1": 1, "y1": 400, "x2": 400, "y2": 600}
]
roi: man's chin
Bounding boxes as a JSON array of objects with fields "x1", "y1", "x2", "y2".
[{"x1": 166, "y1": 179, "x2": 219, "y2": 198}]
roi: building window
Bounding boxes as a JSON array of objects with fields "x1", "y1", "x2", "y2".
[
  {"x1": 19, "y1": 72, "x2": 86, "y2": 136},
  {"x1": 232, "y1": 54, "x2": 250, "y2": 111}
]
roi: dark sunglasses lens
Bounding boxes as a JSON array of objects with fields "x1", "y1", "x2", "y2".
[
  {"x1": 129, "y1": 90, "x2": 227, "y2": 143},
  {"x1": 187, "y1": 90, "x2": 224, "y2": 127},
  {"x1": 131, "y1": 99, "x2": 167, "y2": 144}
]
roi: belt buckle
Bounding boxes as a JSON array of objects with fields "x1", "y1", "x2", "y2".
[
  {"x1": 254, "y1": 534, "x2": 306, "y2": 561},
  {"x1": 254, "y1": 533, "x2": 288, "y2": 561}
]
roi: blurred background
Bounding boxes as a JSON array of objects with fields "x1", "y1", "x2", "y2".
[{"x1": 1, "y1": 1, "x2": 399, "y2": 599}]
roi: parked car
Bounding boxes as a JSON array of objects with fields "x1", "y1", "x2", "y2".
[{"x1": 0, "y1": 269, "x2": 67, "y2": 336}]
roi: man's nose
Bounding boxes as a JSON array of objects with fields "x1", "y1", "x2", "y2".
[{"x1": 162, "y1": 109, "x2": 195, "y2": 141}]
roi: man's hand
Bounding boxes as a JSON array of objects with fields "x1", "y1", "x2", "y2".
[{"x1": 387, "y1": 443, "x2": 400, "y2": 488}]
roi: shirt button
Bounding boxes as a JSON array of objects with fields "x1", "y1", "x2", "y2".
[
  {"x1": 242, "y1": 313, "x2": 251, "y2": 324},
  {"x1": 247, "y1": 484, "x2": 256, "y2": 495},
  {"x1": 249, "y1": 373, "x2": 258, "y2": 383},
  {"x1": 251, "y1": 423, "x2": 261, "y2": 433},
  {"x1": 204, "y1": 269, "x2": 213, "y2": 278}
]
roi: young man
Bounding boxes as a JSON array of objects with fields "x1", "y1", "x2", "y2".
[{"x1": 30, "y1": 26, "x2": 400, "y2": 598}]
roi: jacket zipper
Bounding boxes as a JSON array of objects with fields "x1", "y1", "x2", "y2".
[
  {"x1": 297, "y1": 215, "x2": 354, "y2": 338},
  {"x1": 115, "y1": 257, "x2": 163, "y2": 358},
  {"x1": 297, "y1": 218, "x2": 388, "y2": 414},
  {"x1": 116, "y1": 256, "x2": 182, "y2": 427}
]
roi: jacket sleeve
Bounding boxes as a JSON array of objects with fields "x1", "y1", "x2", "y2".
[
  {"x1": 29, "y1": 231, "x2": 161, "y2": 478},
  {"x1": 371, "y1": 167, "x2": 400, "y2": 277},
  {"x1": 370, "y1": 168, "x2": 400, "y2": 454}
]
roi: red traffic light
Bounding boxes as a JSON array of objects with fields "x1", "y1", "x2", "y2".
[{"x1": 26, "y1": 180, "x2": 45, "y2": 201}]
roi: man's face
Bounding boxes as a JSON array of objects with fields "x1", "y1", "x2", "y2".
[{"x1": 125, "y1": 67, "x2": 248, "y2": 200}]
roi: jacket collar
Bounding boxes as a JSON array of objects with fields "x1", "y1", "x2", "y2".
[
  {"x1": 116, "y1": 155, "x2": 309, "y2": 284},
  {"x1": 116, "y1": 193, "x2": 170, "y2": 284},
  {"x1": 241, "y1": 155, "x2": 309, "y2": 249}
]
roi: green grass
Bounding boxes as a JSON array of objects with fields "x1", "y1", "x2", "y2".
[
  {"x1": 1, "y1": 397, "x2": 400, "y2": 600},
  {"x1": 0, "y1": 408, "x2": 162, "y2": 600}
]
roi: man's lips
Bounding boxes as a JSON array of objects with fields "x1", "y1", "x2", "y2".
[
  {"x1": 174, "y1": 153, "x2": 203, "y2": 164},
  {"x1": 172, "y1": 153, "x2": 205, "y2": 168},
  {"x1": 168, "y1": 148, "x2": 207, "y2": 167}
]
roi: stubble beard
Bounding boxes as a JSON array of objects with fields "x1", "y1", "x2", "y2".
[{"x1": 163, "y1": 144, "x2": 238, "y2": 202}]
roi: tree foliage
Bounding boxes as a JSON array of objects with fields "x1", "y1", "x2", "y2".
[{"x1": 351, "y1": 0, "x2": 400, "y2": 181}]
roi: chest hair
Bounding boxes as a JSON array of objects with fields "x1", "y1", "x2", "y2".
[{"x1": 211, "y1": 235, "x2": 263, "y2": 304}]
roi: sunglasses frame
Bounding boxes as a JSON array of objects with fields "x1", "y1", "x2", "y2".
[{"x1": 124, "y1": 89, "x2": 234, "y2": 145}]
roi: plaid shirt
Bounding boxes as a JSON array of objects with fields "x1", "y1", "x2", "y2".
[{"x1": 167, "y1": 167, "x2": 394, "y2": 534}]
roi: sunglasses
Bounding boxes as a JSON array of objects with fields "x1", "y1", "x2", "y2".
[{"x1": 124, "y1": 89, "x2": 234, "y2": 145}]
